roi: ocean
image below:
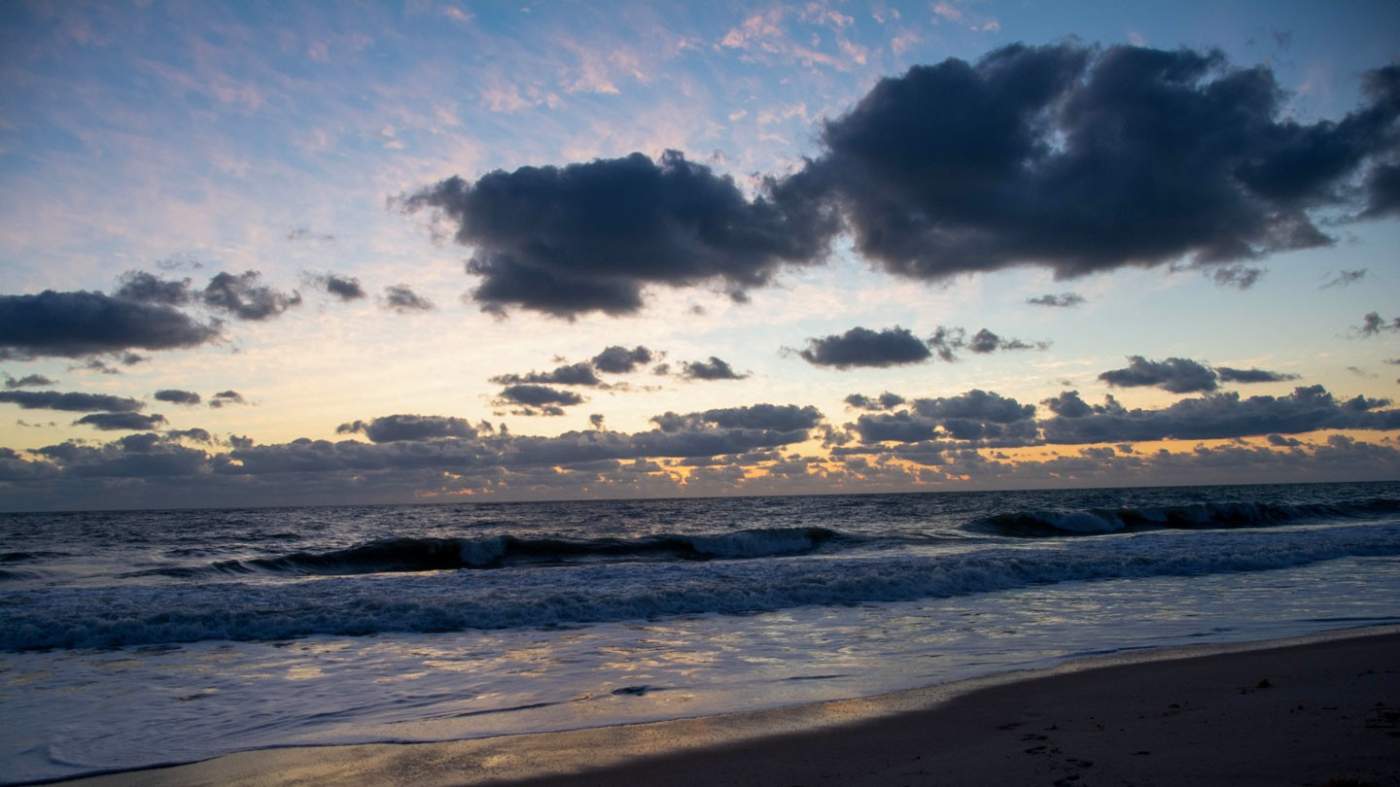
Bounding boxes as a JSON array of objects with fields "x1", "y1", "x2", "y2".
[{"x1": 3, "y1": 481, "x2": 1400, "y2": 783}]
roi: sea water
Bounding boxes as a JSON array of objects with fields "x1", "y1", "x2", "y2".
[{"x1": 3, "y1": 482, "x2": 1400, "y2": 783}]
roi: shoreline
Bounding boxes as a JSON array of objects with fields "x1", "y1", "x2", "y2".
[{"x1": 50, "y1": 624, "x2": 1400, "y2": 786}]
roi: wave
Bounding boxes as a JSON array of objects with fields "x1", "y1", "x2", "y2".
[
  {"x1": 7, "y1": 521, "x2": 1400, "y2": 651},
  {"x1": 968, "y1": 497, "x2": 1400, "y2": 537},
  {"x1": 130, "y1": 527, "x2": 846, "y2": 579}
]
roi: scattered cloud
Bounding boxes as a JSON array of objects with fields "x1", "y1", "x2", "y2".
[
  {"x1": 1026, "y1": 293, "x2": 1086, "y2": 308},
  {"x1": 382, "y1": 285, "x2": 433, "y2": 313}
]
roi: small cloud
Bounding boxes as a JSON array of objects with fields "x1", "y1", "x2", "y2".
[
  {"x1": 680, "y1": 356, "x2": 749, "y2": 380},
  {"x1": 209, "y1": 390, "x2": 246, "y2": 409},
  {"x1": 382, "y1": 285, "x2": 434, "y2": 313},
  {"x1": 1027, "y1": 292, "x2": 1085, "y2": 308},
  {"x1": 1321, "y1": 269, "x2": 1366, "y2": 289}
]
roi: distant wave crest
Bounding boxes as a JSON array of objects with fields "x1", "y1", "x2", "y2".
[{"x1": 967, "y1": 497, "x2": 1400, "y2": 537}]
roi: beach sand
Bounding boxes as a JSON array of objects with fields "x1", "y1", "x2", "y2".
[{"x1": 59, "y1": 628, "x2": 1400, "y2": 787}]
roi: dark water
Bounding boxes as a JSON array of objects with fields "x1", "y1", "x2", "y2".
[
  {"x1": 3, "y1": 481, "x2": 1399, "y2": 651},
  {"x1": 5, "y1": 482, "x2": 1400, "y2": 783}
]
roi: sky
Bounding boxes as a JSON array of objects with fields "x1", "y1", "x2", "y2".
[{"x1": 0, "y1": 0, "x2": 1398, "y2": 510}]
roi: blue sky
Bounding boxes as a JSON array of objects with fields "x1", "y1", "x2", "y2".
[{"x1": 0, "y1": 0, "x2": 1398, "y2": 508}]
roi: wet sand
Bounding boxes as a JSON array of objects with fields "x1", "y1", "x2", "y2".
[{"x1": 58, "y1": 627, "x2": 1400, "y2": 787}]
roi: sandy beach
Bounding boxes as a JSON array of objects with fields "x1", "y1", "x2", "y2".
[{"x1": 53, "y1": 627, "x2": 1400, "y2": 787}]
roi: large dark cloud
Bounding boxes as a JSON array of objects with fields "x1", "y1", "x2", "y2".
[
  {"x1": 785, "y1": 45, "x2": 1400, "y2": 282},
  {"x1": 1099, "y1": 355, "x2": 1300, "y2": 393},
  {"x1": 651, "y1": 404, "x2": 821, "y2": 433},
  {"x1": 591, "y1": 345, "x2": 653, "y2": 374},
  {"x1": 0, "y1": 390, "x2": 144, "y2": 412},
  {"x1": 852, "y1": 389, "x2": 1038, "y2": 445},
  {"x1": 679, "y1": 356, "x2": 748, "y2": 380},
  {"x1": 0, "y1": 290, "x2": 218, "y2": 359},
  {"x1": 1041, "y1": 385, "x2": 1400, "y2": 444},
  {"x1": 73, "y1": 412, "x2": 168, "y2": 431},
  {"x1": 202, "y1": 271, "x2": 302, "y2": 321},
  {"x1": 404, "y1": 150, "x2": 837, "y2": 317},
  {"x1": 1099, "y1": 356, "x2": 1220, "y2": 393},
  {"x1": 798, "y1": 326, "x2": 931, "y2": 369},
  {"x1": 154, "y1": 389, "x2": 201, "y2": 406},
  {"x1": 336, "y1": 414, "x2": 480, "y2": 443}
]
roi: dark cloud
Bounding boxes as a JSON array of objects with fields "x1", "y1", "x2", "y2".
[
  {"x1": 1099, "y1": 356, "x2": 1220, "y2": 393},
  {"x1": 1027, "y1": 293, "x2": 1085, "y2": 308},
  {"x1": 496, "y1": 384, "x2": 583, "y2": 415},
  {"x1": 782, "y1": 45, "x2": 1400, "y2": 284},
  {"x1": 1215, "y1": 367, "x2": 1300, "y2": 383},
  {"x1": 651, "y1": 404, "x2": 821, "y2": 433},
  {"x1": 382, "y1": 285, "x2": 433, "y2": 312},
  {"x1": 852, "y1": 390, "x2": 1039, "y2": 444},
  {"x1": 798, "y1": 326, "x2": 930, "y2": 369},
  {"x1": 73, "y1": 358, "x2": 122, "y2": 375},
  {"x1": 4, "y1": 374, "x2": 55, "y2": 389},
  {"x1": 0, "y1": 390, "x2": 144, "y2": 412},
  {"x1": 404, "y1": 150, "x2": 837, "y2": 317},
  {"x1": 154, "y1": 389, "x2": 201, "y2": 406},
  {"x1": 491, "y1": 362, "x2": 602, "y2": 386},
  {"x1": 0, "y1": 290, "x2": 218, "y2": 359},
  {"x1": 73, "y1": 412, "x2": 168, "y2": 431},
  {"x1": 926, "y1": 326, "x2": 1045, "y2": 362},
  {"x1": 1042, "y1": 390, "x2": 1096, "y2": 418},
  {"x1": 1364, "y1": 162, "x2": 1400, "y2": 218},
  {"x1": 1321, "y1": 269, "x2": 1366, "y2": 289},
  {"x1": 845, "y1": 391, "x2": 906, "y2": 410},
  {"x1": 336, "y1": 414, "x2": 480, "y2": 443},
  {"x1": 680, "y1": 356, "x2": 748, "y2": 380},
  {"x1": 317, "y1": 274, "x2": 366, "y2": 301},
  {"x1": 1041, "y1": 385, "x2": 1400, "y2": 444},
  {"x1": 202, "y1": 271, "x2": 302, "y2": 320},
  {"x1": 113, "y1": 271, "x2": 193, "y2": 305},
  {"x1": 209, "y1": 390, "x2": 246, "y2": 409},
  {"x1": 591, "y1": 345, "x2": 654, "y2": 374},
  {"x1": 1358, "y1": 312, "x2": 1400, "y2": 336},
  {"x1": 1207, "y1": 264, "x2": 1266, "y2": 290},
  {"x1": 166, "y1": 428, "x2": 213, "y2": 443}
]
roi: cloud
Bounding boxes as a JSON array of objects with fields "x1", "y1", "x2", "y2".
[
  {"x1": 1358, "y1": 312, "x2": 1400, "y2": 336},
  {"x1": 73, "y1": 412, "x2": 168, "y2": 431},
  {"x1": 680, "y1": 356, "x2": 749, "y2": 380},
  {"x1": 1041, "y1": 385, "x2": 1400, "y2": 444},
  {"x1": 496, "y1": 384, "x2": 584, "y2": 415},
  {"x1": 591, "y1": 345, "x2": 653, "y2": 374},
  {"x1": 851, "y1": 389, "x2": 1038, "y2": 444},
  {"x1": 287, "y1": 227, "x2": 335, "y2": 242},
  {"x1": 845, "y1": 392, "x2": 906, "y2": 410},
  {"x1": 166, "y1": 428, "x2": 213, "y2": 443},
  {"x1": 1215, "y1": 367, "x2": 1300, "y2": 383},
  {"x1": 1026, "y1": 293, "x2": 1085, "y2": 308},
  {"x1": 1099, "y1": 356, "x2": 1221, "y2": 393},
  {"x1": 0, "y1": 290, "x2": 218, "y2": 359},
  {"x1": 208, "y1": 390, "x2": 246, "y2": 408},
  {"x1": 113, "y1": 271, "x2": 193, "y2": 305},
  {"x1": 382, "y1": 285, "x2": 433, "y2": 312},
  {"x1": 491, "y1": 362, "x2": 602, "y2": 386},
  {"x1": 202, "y1": 271, "x2": 302, "y2": 320},
  {"x1": 4, "y1": 374, "x2": 55, "y2": 389},
  {"x1": 927, "y1": 326, "x2": 1045, "y2": 362},
  {"x1": 779, "y1": 45, "x2": 1400, "y2": 283},
  {"x1": 1321, "y1": 269, "x2": 1366, "y2": 289},
  {"x1": 1207, "y1": 264, "x2": 1266, "y2": 290},
  {"x1": 315, "y1": 274, "x2": 366, "y2": 301},
  {"x1": 154, "y1": 389, "x2": 202, "y2": 406},
  {"x1": 336, "y1": 414, "x2": 480, "y2": 443},
  {"x1": 651, "y1": 403, "x2": 821, "y2": 433},
  {"x1": 798, "y1": 326, "x2": 931, "y2": 368},
  {"x1": 404, "y1": 151, "x2": 836, "y2": 317},
  {"x1": 0, "y1": 390, "x2": 144, "y2": 412}
]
